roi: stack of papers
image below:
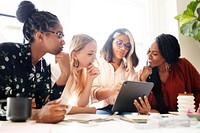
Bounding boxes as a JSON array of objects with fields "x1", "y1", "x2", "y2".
[
  {"x1": 63, "y1": 114, "x2": 114, "y2": 123},
  {"x1": 121, "y1": 114, "x2": 149, "y2": 123}
]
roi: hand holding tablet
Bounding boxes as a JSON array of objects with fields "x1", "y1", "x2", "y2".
[{"x1": 112, "y1": 81, "x2": 154, "y2": 114}]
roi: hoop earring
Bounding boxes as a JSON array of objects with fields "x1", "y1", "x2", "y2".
[
  {"x1": 165, "y1": 62, "x2": 171, "y2": 71},
  {"x1": 74, "y1": 59, "x2": 79, "y2": 68}
]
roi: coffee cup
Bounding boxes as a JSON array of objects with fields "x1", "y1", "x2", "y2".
[
  {"x1": 0, "y1": 99, "x2": 7, "y2": 120},
  {"x1": 6, "y1": 97, "x2": 32, "y2": 122}
]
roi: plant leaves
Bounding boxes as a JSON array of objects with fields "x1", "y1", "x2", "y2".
[
  {"x1": 194, "y1": 32, "x2": 200, "y2": 43},
  {"x1": 183, "y1": 0, "x2": 200, "y2": 16},
  {"x1": 175, "y1": 0, "x2": 200, "y2": 44},
  {"x1": 197, "y1": 7, "x2": 200, "y2": 20},
  {"x1": 175, "y1": 14, "x2": 194, "y2": 27},
  {"x1": 180, "y1": 19, "x2": 200, "y2": 36}
]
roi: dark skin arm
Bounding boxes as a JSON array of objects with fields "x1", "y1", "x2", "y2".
[
  {"x1": 30, "y1": 99, "x2": 67, "y2": 123},
  {"x1": 133, "y1": 95, "x2": 159, "y2": 115}
]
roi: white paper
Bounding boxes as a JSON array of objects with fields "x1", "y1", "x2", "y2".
[{"x1": 63, "y1": 114, "x2": 113, "y2": 123}]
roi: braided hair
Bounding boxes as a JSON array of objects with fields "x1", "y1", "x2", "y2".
[
  {"x1": 156, "y1": 34, "x2": 180, "y2": 64},
  {"x1": 147, "y1": 33, "x2": 181, "y2": 113},
  {"x1": 16, "y1": 1, "x2": 59, "y2": 43}
]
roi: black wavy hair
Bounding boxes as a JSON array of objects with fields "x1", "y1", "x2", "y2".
[
  {"x1": 16, "y1": 1, "x2": 59, "y2": 43},
  {"x1": 147, "y1": 33, "x2": 181, "y2": 114}
]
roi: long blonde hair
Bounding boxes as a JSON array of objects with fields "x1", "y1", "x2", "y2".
[{"x1": 67, "y1": 34, "x2": 96, "y2": 96}]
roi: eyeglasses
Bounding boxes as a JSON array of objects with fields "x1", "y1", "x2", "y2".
[
  {"x1": 115, "y1": 40, "x2": 131, "y2": 50},
  {"x1": 46, "y1": 30, "x2": 64, "y2": 39}
]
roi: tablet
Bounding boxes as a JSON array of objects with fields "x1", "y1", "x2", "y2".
[{"x1": 112, "y1": 81, "x2": 154, "y2": 114}]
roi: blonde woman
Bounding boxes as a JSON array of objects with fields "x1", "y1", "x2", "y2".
[{"x1": 51, "y1": 34, "x2": 100, "y2": 114}]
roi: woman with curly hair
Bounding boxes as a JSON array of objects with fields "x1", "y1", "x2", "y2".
[{"x1": 0, "y1": 1, "x2": 70, "y2": 123}]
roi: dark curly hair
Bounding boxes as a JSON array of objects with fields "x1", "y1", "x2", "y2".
[{"x1": 16, "y1": 1, "x2": 59, "y2": 43}]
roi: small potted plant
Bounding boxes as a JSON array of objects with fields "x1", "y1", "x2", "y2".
[{"x1": 175, "y1": 0, "x2": 200, "y2": 44}]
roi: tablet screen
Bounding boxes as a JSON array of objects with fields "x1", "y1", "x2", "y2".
[{"x1": 112, "y1": 81, "x2": 154, "y2": 114}]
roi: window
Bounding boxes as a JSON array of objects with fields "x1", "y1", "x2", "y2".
[
  {"x1": 67, "y1": 0, "x2": 150, "y2": 69},
  {"x1": 0, "y1": 0, "x2": 42, "y2": 43},
  {"x1": 0, "y1": 0, "x2": 154, "y2": 69},
  {"x1": 0, "y1": 0, "x2": 23, "y2": 43}
]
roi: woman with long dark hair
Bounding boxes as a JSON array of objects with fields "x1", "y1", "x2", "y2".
[
  {"x1": 91, "y1": 28, "x2": 147, "y2": 114},
  {"x1": 138, "y1": 33, "x2": 200, "y2": 114}
]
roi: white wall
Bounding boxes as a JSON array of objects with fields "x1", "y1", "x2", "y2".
[
  {"x1": 177, "y1": 0, "x2": 200, "y2": 72},
  {"x1": 148, "y1": 0, "x2": 200, "y2": 73},
  {"x1": 148, "y1": 0, "x2": 179, "y2": 41},
  {"x1": 40, "y1": 0, "x2": 152, "y2": 67},
  {"x1": 1, "y1": 0, "x2": 199, "y2": 72}
]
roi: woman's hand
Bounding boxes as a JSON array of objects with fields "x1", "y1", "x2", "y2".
[
  {"x1": 55, "y1": 52, "x2": 70, "y2": 86},
  {"x1": 139, "y1": 66, "x2": 152, "y2": 81},
  {"x1": 55, "y1": 52, "x2": 70, "y2": 75},
  {"x1": 68, "y1": 106, "x2": 96, "y2": 114},
  {"x1": 87, "y1": 64, "x2": 100, "y2": 81},
  {"x1": 133, "y1": 95, "x2": 151, "y2": 115},
  {"x1": 112, "y1": 81, "x2": 123, "y2": 94},
  {"x1": 35, "y1": 99, "x2": 67, "y2": 123}
]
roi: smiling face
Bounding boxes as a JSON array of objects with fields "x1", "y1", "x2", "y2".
[
  {"x1": 74, "y1": 41, "x2": 97, "y2": 68},
  {"x1": 147, "y1": 41, "x2": 165, "y2": 68},
  {"x1": 112, "y1": 35, "x2": 130, "y2": 63}
]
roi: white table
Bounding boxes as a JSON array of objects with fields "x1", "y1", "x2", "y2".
[{"x1": 0, "y1": 114, "x2": 200, "y2": 133}]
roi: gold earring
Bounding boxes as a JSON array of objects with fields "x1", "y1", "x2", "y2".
[
  {"x1": 74, "y1": 59, "x2": 79, "y2": 68},
  {"x1": 165, "y1": 62, "x2": 171, "y2": 71}
]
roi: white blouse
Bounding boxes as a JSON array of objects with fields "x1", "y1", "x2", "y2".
[
  {"x1": 91, "y1": 58, "x2": 139, "y2": 109},
  {"x1": 51, "y1": 63, "x2": 75, "y2": 113}
]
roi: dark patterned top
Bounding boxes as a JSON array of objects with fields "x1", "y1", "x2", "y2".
[{"x1": 0, "y1": 42, "x2": 64, "y2": 109}]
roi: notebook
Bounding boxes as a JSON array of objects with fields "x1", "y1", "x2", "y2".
[{"x1": 112, "y1": 81, "x2": 154, "y2": 114}]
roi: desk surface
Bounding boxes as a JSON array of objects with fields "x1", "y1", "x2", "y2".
[{"x1": 0, "y1": 114, "x2": 200, "y2": 133}]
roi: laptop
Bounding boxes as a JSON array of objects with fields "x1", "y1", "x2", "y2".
[{"x1": 112, "y1": 81, "x2": 154, "y2": 114}]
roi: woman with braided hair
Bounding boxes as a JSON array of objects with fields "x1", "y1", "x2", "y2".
[
  {"x1": 137, "y1": 33, "x2": 200, "y2": 114},
  {"x1": 0, "y1": 1, "x2": 70, "y2": 123}
]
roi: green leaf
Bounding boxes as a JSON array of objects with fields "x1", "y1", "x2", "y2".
[
  {"x1": 191, "y1": 26, "x2": 200, "y2": 35},
  {"x1": 193, "y1": 32, "x2": 200, "y2": 42},
  {"x1": 194, "y1": 36, "x2": 200, "y2": 46},
  {"x1": 175, "y1": 14, "x2": 195, "y2": 27},
  {"x1": 180, "y1": 19, "x2": 200, "y2": 36},
  {"x1": 184, "y1": 8, "x2": 195, "y2": 16},
  {"x1": 175, "y1": 0, "x2": 200, "y2": 45},
  {"x1": 197, "y1": 7, "x2": 200, "y2": 20},
  {"x1": 183, "y1": 0, "x2": 200, "y2": 16}
]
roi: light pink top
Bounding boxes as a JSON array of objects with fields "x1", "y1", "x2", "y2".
[{"x1": 91, "y1": 58, "x2": 138, "y2": 109}]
